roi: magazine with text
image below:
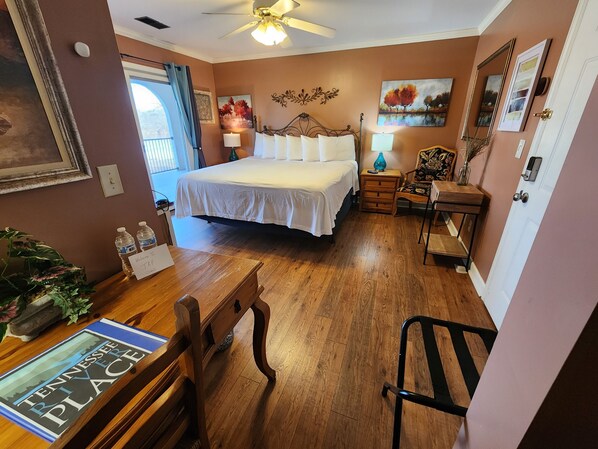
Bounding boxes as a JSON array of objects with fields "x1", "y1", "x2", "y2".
[{"x1": 0, "y1": 319, "x2": 166, "y2": 442}]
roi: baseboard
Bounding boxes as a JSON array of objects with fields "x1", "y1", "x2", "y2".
[{"x1": 444, "y1": 214, "x2": 486, "y2": 297}]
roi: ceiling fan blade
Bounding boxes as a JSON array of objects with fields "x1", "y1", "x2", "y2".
[
  {"x1": 283, "y1": 17, "x2": 335, "y2": 38},
  {"x1": 269, "y1": 0, "x2": 300, "y2": 16},
  {"x1": 220, "y1": 21, "x2": 259, "y2": 39}
]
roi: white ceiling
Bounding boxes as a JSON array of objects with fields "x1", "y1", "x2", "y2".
[{"x1": 107, "y1": 0, "x2": 509, "y2": 64}]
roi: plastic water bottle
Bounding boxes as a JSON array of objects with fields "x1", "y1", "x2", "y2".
[
  {"x1": 115, "y1": 227, "x2": 137, "y2": 278},
  {"x1": 136, "y1": 221, "x2": 157, "y2": 251}
]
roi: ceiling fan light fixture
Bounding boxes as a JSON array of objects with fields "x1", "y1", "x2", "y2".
[{"x1": 251, "y1": 19, "x2": 287, "y2": 46}]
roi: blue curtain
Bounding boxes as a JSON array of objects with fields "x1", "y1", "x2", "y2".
[{"x1": 164, "y1": 63, "x2": 206, "y2": 169}]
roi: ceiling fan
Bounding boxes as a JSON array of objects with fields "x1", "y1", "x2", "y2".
[{"x1": 203, "y1": 0, "x2": 336, "y2": 46}]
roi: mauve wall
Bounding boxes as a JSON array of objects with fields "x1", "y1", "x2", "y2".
[
  {"x1": 0, "y1": 0, "x2": 160, "y2": 281},
  {"x1": 455, "y1": 0, "x2": 578, "y2": 280},
  {"x1": 212, "y1": 37, "x2": 479, "y2": 173},
  {"x1": 115, "y1": 36, "x2": 224, "y2": 166},
  {"x1": 453, "y1": 77, "x2": 598, "y2": 449}
]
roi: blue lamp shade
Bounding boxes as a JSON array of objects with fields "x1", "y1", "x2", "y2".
[{"x1": 371, "y1": 133, "x2": 394, "y2": 171}]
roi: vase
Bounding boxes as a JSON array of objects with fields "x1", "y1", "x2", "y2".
[
  {"x1": 456, "y1": 161, "x2": 471, "y2": 186},
  {"x1": 373, "y1": 152, "x2": 387, "y2": 171},
  {"x1": 7, "y1": 295, "x2": 62, "y2": 342}
]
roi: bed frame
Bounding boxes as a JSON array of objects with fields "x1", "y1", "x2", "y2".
[
  {"x1": 260, "y1": 112, "x2": 364, "y2": 173},
  {"x1": 195, "y1": 112, "x2": 364, "y2": 242}
]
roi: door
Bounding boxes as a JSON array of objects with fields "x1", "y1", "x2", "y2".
[{"x1": 484, "y1": 0, "x2": 598, "y2": 328}]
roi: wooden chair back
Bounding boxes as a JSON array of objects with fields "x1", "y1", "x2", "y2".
[
  {"x1": 393, "y1": 145, "x2": 457, "y2": 214},
  {"x1": 51, "y1": 295, "x2": 210, "y2": 449},
  {"x1": 412, "y1": 145, "x2": 457, "y2": 182}
]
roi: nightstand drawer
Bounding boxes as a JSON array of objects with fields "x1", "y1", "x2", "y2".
[
  {"x1": 362, "y1": 190, "x2": 395, "y2": 200},
  {"x1": 361, "y1": 200, "x2": 393, "y2": 213},
  {"x1": 362, "y1": 178, "x2": 398, "y2": 191}
]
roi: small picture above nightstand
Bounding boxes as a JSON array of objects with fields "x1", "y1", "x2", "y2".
[{"x1": 359, "y1": 169, "x2": 402, "y2": 214}]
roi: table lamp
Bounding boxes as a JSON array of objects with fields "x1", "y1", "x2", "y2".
[
  {"x1": 371, "y1": 133, "x2": 394, "y2": 171},
  {"x1": 223, "y1": 133, "x2": 241, "y2": 162}
]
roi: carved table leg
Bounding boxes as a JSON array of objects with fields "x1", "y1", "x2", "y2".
[{"x1": 251, "y1": 296, "x2": 276, "y2": 381}]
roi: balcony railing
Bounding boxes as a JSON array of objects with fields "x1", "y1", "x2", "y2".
[{"x1": 142, "y1": 137, "x2": 178, "y2": 174}]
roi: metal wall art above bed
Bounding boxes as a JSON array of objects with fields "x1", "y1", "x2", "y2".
[
  {"x1": 271, "y1": 87, "x2": 340, "y2": 107},
  {"x1": 262, "y1": 112, "x2": 364, "y2": 172}
]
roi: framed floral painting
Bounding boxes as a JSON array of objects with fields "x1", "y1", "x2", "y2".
[
  {"x1": 217, "y1": 95, "x2": 254, "y2": 130},
  {"x1": 0, "y1": 0, "x2": 90, "y2": 194}
]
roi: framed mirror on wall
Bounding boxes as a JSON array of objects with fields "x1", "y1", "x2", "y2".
[{"x1": 462, "y1": 39, "x2": 516, "y2": 139}]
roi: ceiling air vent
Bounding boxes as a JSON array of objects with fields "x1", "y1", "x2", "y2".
[{"x1": 134, "y1": 16, "x2": 170, "y2": 30}]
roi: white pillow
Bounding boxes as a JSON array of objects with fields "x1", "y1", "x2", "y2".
[
  {"x1": 274, "y1": 134, "x2": 287, "y2": 160},
  {"x1": 262, "y1": 134, "x2": 276, "y2": 159},
  {"x1": 254, "y1": 132, "x2": 264, "y2": 158},
  {"x1": 301, "y1": 135, "x2": 320, "y2": 162},
  {"x1": 286, "y1": 135, "x2": 302, "y2": 161},
  {"x1": 318, "y1": 135, "x2": 356, "y2": 162}
]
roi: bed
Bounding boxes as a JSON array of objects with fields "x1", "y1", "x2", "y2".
[{"x1": 175, "y1": 113, "x2": 363, "y2": 238}]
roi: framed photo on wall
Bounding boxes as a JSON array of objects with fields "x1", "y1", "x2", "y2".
[
  {"x1": 497, "y1": 39, "x2": 551, "y2": 132},
  {"x1": 0, "y1": 0, "x2": 91, "y2": 195},
  {"x1": 193, "y1": 89, "x2": 215, "y2": 124},
  {"x1": 217, "y1": 95, "x2": 254, "y2": 130}
]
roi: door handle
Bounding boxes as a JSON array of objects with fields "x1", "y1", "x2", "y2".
[
  {"x1": 512, "y1": 190, "x2": 529, "y2": 203},
  {"x1": 533, "y1": 108, "x2": 553, "y2": 120}
]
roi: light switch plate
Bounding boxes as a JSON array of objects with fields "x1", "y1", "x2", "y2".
[
  {"x1": 515, "y1": 139, "x2": 526, "y2": 159},
  {"x1": 97, "y1": 164, "x2": 124, "y2": 197}
]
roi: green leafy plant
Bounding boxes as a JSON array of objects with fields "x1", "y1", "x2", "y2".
[{"x1": 0, "y1": 228, "x2": 93, "y2": 340}]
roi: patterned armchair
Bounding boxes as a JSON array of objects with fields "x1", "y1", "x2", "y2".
[{"x1": 393, "y1": 145, "x2": 457, "y2": 215}]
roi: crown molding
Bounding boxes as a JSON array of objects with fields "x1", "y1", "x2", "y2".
[
  {"x1": 478, "y1": 0, "x2": 512, "y2": 34},
  {"x1": 113, "y1": 25, "x2": 216, "y2": 64},
  {"x1": 213, "y1": 28, "x2": 480, "y2": 63},
  {"x1": 114, "y1": 18, "x2": 501, "y2": 65}
]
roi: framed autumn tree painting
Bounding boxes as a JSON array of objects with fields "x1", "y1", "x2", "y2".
[
  {"x1": 378, "y1": 78, "x2": 454, "y2": 127},
  {"x1": 0, "y1": 0, "x2": 90, "y2": 194},
  {"x1": 217, "y1": 95, "x2": 254, "y2": 130}
]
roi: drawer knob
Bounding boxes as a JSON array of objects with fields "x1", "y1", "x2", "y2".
[{"x1": 234, "y1": 300, "x2": 241, "y2": 313}]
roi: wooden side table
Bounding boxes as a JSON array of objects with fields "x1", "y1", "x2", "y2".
[
  {"x1": 418, "y1": 181, "x2": 484, "y2": 271},
  {"x1": 359, "y1": 169, "x2": 402, "y2": 214}
]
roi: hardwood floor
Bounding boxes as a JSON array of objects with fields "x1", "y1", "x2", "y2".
[{"x1": 173, "y1": 209, "x2": 495, "y2": 449}]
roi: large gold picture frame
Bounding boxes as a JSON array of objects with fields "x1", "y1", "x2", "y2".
[{"x1": 0, "y1": 0, "x2": 90, "y2": 195}]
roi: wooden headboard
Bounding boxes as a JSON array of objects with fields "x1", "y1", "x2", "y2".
[{"x1": 261, "y1": 112, "x2": 364, "y2": 172}]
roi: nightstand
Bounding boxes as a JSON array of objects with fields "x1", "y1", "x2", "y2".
[{"x1": 359, "y1": 169, "x2": 402, "y2": 214}]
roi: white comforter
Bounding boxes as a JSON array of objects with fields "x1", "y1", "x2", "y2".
[{"x1": 175, "y1": 157, "x2": 359, "y2": 236}]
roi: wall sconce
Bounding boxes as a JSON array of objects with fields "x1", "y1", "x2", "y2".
[
  {"x1": 223, "y1": 133, "x2": 241, "y2": 161},
  {"x1": 371, "y1": 133, "x2": 394, "y2": 171}
]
